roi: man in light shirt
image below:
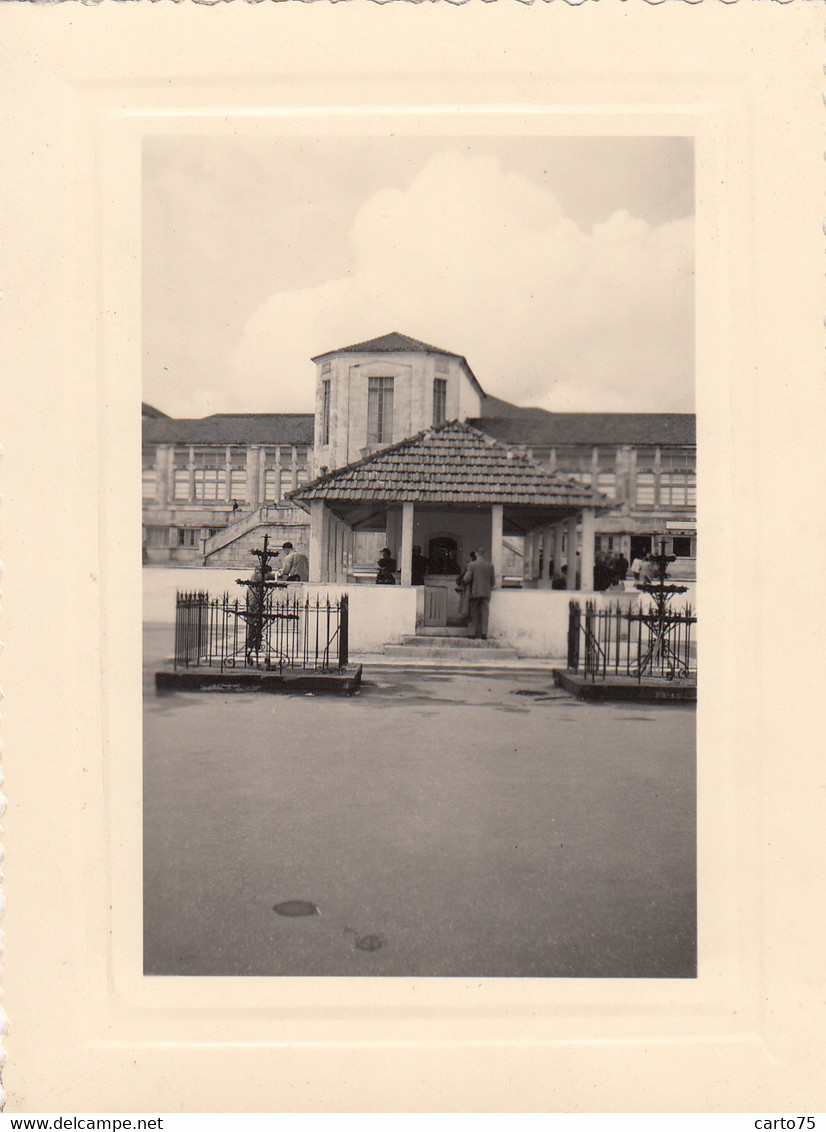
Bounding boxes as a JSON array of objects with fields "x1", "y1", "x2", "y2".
[{"x1": 277, "y1": 541, "x2": 309, "y2": 582}]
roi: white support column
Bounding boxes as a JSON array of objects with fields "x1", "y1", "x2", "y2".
[
  {"x1": 324, "y1": 505, "x2": 334, "y2": 581},
  {"x1": 246, "y1": 446, "x2": 260, "y2": 508},
  {"x1": 580, "y1": 507, "x2": 596, "y2": 593},
  {"x1": 309, "y1": 500, "x2": 325, "y2": 583},
  {"x1": 336, "y1": 517, "x2": 346, "y2": 583},
  {"x1": 400, "y1": 501, "x2": 414, "y2": 587},
  {"x1": 490, "y1": 504, "x2": 504, "y2": 587},
  {"x1": 167, "y1": 446, "x2": 176, "y2": 507},
  {"x1": 258, "y1": 448, "x2": 267, "y2": 506},
  {"x1": 332, "y1": 515, "x2": 341, "y2": 582},
  {"x1": 542, "y1": 526, "x2": 553, "y2": 583},
  {"x1": 385, "y1": 508, "x2": 401, "y2": 560},
  {"x1": 224, "y1": 446, "x2": 233, "y2": 503},
  {"x1": 553, "y1": 522, "x2": 565, "y2": 582},
  {"x1": 523, "y1": 532, "x2": 534, "y2": 583},
  {"x1": 346, "y1": 525, "x2": 355, "y2": 579},
  {"x1": 156, "y1": 444, "x2": 170, "y2": 507},
  {"x1": 566, "y1": 515, "x2": 579, "y2": 590}
]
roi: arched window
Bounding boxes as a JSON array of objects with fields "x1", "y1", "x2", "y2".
[{"x1": 428, "y1": 536, "x2": 460, "y2": 575}]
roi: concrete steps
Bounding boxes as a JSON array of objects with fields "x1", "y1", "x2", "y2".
[
  {"x1": 414, "y1": 625, "x2": 472, "y2": 637},
  {"x1": 385, "y1": 635, "x2": 519, "y2": 661}
]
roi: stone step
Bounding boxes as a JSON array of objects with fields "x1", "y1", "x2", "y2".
[
  {"x1": 414, "y1": 625, "x2": 472, "y2": 637},
  {"x1": 384, "y1": 644, "x2": 520, "y2": 660},
  {"x1": 400, "y1": 635, "x2": 502, "y2": 648}
]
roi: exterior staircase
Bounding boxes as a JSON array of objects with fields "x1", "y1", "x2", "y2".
[
  {"x1": 384, "y1": 626, "x2": 519, "y2": 661},
  {"x1": 202, "y1": 504, "x2": 307, "y2": 567}
]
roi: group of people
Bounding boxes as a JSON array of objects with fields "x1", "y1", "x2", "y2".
[
  {"x1": 375, "y1": 545, "x2": 430, "y2": 586},
  {"x1": 586, "y1": 548, "x2": 660, "y2": 590},
  {"x1": 244, "y1": 542, "x2": 309, "y2": 662},
  {"x1": 376, "y1": 543, "x2": 495, "y2": 638},
  {"x1": 630, "y1": 551, "x2": 658, "y2": 585},
  {"x1": 593, "y1": 549, "x2": 630, "y2": 592}
]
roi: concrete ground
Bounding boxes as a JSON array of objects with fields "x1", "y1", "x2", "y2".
[{"x1": 144, "y1": 624, "x2": 696, "y2": 979}]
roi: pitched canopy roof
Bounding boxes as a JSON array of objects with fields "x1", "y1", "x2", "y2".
[
  {"x1": 288, "y1": 420, "x2": 605, "y2": 509},
  {"x1": 142, "y1": 413, "x2": 315, "y2": 446},
  {"x1": 311, "y1": 331, "x2": 484, "y2": 397}
]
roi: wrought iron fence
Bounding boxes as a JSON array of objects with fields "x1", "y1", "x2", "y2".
[
  {"x1": 567, "y1": 599, "x2": 696, "y2": 683},
  {"x1": 174, "y1": 590, "x2": 349, "y2": 672}
]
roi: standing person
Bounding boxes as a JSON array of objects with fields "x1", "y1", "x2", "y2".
[
  {"x1": 463, "y1": 546, "x2": 496, "y2": 640},
  {"x1": 639, "y1": 552, "x2": 656, "y2": 584},
  {"x1": 614, "y1": 550, "x2": 629, "y2": 582},
  {"x1": 630, "y1": 551, "x2": 645, "y2": 582},
  {"x1": 277, "y1": 541, "x2": 309, "y2": 582},
  {"x1": 375, "y1": 547, "x2": 397, "y2": 585},
  {"x1": 594, "y1": 548, "x2": 608, "y2": 591},
  {"x1": 411, "y1": 545, "x2": 429, "y2": 586},
  {"x1": 245, "y1": 561, "x2": 273, "y2": 662},
  {"x1": 456, "y1": 550, "x2": 476, "y2": 619}
]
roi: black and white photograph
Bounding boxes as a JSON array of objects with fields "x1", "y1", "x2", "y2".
[
  {"x1": 5, "y1": 0, "x2": 825, "y2": 1114},
  {"x1": 142, "y1": 133, "x2": 697, "y2": 978}
]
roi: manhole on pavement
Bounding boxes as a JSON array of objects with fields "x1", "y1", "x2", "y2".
[
  {"x1": 273, "y1": 900, "x2": 319, "y2": 917},
  {"x1": 355, "y1": 933, "x2": 384, "y2": 952}
]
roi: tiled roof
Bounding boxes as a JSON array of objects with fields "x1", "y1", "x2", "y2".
[
  {"x1": 471, "y1": 410, "x2": 696, "y2": 447},
  {"x1": 311, "y1": 331, "x2": 485, "y2": 397},
  {"x1": 142, "y1": 413, "x2": 315, "y2": 446},
  {"x1": 288, "y1": 420, "x2": 605, "y2": 508},
  {"x1": 311, "y1": 331, "x2": 463, "y2": 361}
]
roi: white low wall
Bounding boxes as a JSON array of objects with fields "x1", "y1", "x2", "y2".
[
  {"x1": 143, "y1": 566, "x2": 256, "y2": 624},
  {"x1": 302, "y1": 583, "x2": 417, "y2": 652},
  {"x1": 488, "y1": 584, "x2": 696, "y2": 657},
  {"x1": 143, "y1": 567, "x2": 695, "y2": 659},
  {"x1": 143, "y1": 568, "x2": 417, "y2": 654}
]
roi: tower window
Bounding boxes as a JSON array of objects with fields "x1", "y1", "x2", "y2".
[
  {"x1": 321, "y1": 379, "x2": 331, "y2": 446},
  {"x1": 433, "y1": 378, "x2": 447, "y2": 427},
  {"x1": 367, "y1": 376, "x2": 394, "y2": 445}
]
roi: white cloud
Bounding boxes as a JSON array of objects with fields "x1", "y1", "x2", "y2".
[{"x1": 229, "y1": 151, "x2": 694, "y2": 414}]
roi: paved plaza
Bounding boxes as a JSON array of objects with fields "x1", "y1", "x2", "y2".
[{"x1": 144, "y1": 626, "x2": 696, "y2": 978}]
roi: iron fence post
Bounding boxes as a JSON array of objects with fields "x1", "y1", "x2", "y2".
[
  {"x1": 339, "y1": 594, "x2": 349, "y2": 669},
  {"x1": 567, "y1": 601, "x2": 580, "y2": 672}
]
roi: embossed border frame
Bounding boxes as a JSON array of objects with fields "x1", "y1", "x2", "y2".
[{"x1": 2, "y1": 1, "x2": 823, "y2": 1113}]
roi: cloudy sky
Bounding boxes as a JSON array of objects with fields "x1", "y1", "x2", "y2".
[{"x1": 143, "y1": 135, "x2": 693, "y2": 418}]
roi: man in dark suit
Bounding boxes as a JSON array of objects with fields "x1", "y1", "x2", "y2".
[{"x1": 463, "y1": 546, "x2": 496, "y2": 640}]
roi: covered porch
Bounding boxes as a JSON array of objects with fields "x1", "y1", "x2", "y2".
[{"x1": 289, "y1": 422, "x2": 606, "y2": 630}]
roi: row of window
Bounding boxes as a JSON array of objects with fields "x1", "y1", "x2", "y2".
[
  {"x1": 142, "y1": 445, "x2": 311, "y2": 503},
  {"x1": 596, "y1": 534, "x2": 696, "y2": 558},
  {"x1": 634, "y1": 471, "x2": 695, "y2": 507},
  {"x1": 561, "y1": 468, "x2": 695, "y2": 506},
  {"x1": 145, "y1": 526, "x2": 226, "y2": 548}
]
